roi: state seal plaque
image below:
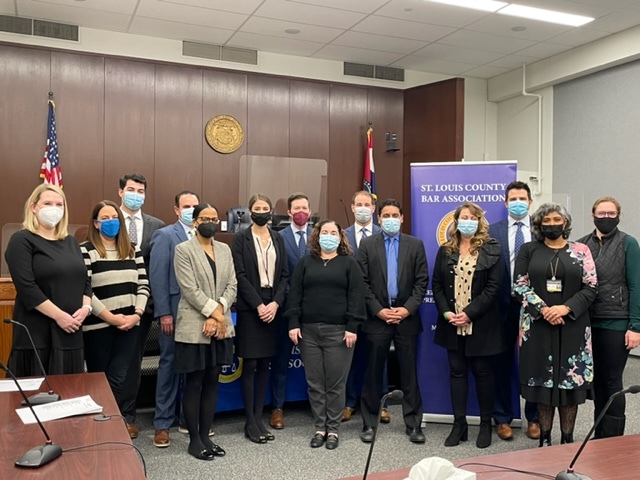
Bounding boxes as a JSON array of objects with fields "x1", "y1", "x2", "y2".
[{"x1": 205, "y1": 114, "x2": 244, "y2": 154}]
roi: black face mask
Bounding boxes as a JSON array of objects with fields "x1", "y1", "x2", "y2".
[
  {"x1": 197, "y1": 222, "x2": 218, "y2": 238},
  {"x1": 540, "y1": 224, "x2": 565, "y2": 240},
  {"x1": 251, "y1": 212, "x2": 272, "y2": 227},
  {"x1": 594, "y1": 217, "x2": 619, "y2": 235}
]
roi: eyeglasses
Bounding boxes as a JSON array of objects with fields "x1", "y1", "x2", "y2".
[
  {"x1": 197, "y1": 217, "x2": 220, "y2": 224},
  {"x1": 594, "y1": 211, "x2": 618, "y2": 219}
]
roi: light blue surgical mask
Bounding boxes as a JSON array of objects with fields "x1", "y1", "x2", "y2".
[
  {"x1": 319, "y1": 234, "x2": 340, "y2": 252},
  {"x1": 507, "y1": 200, "x2": 529, "y2": 219},
  {"x1": 457, "y1": 219, "x2": 478, "y2": 237},
  {"x1": 381, "y1": 217, "x2": 401, "y2": 235},
  {"x1": 180, "y1": 207, "x2": 194, "y2": 226},
  {"x1": 99, "y1": 218, "x2": 120, "y2": 238},
  {"x1": 122, "y1": 191, "x2": 145, "y2": 211}
]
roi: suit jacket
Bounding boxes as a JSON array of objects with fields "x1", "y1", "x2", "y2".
[
  {"x1": 231, "y1": 227, "x2": 288, "y2": 311},
  {"x1": 357, "y1": 232, "x2": 428, "y2": 336},
  {"x1": 345, "y1": 223, "x2": 382, "y2": 256},
  {"x1": 140, "y1": 213, "x2": 164, "y2": 315},
  {"x1": 148, "y1": 221, "x2": 188, "y2": 319},
  {"x1": 279, "y1": 225, "x2": 312, "y2": 286},
  {"x1": 173, "y1": 236, "x2": 237, "y2": 344}
]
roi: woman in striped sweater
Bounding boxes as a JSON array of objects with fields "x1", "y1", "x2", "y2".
[{"x1": 80, "y1": 200, "x2": 150, "y2": 413}]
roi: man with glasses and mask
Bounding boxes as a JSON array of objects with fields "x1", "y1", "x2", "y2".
[
  {"x1": 148, "y1": 190, "x2": 200, "y2": 448},
  {"x1": 357, "y1": 198, "x2": 428, "y2": 444}
]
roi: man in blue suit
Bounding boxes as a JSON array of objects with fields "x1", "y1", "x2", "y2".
[
  {"x1": 270, "y1": 192, "x2": 312, "y2": 429},
  {"x1": 488, "y1": 181, "x2": 539, "y2": 442},
  {"x1": 342, "y1": 191, "x2": 390, "y2": 424},
  {"x1": 148, "y1": 190, "x2": 200, "y2": 448}
]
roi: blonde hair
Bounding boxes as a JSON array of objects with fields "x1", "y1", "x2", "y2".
[
  {"x1": 23, "y1": 184, "x2": 69, "y2": 240},
  {"x1": 443, "y1": 202, "x2": 489, "y2": 255}
]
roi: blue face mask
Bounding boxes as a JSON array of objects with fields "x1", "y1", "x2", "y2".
[
  {"x1": 180, "y1": 207, "x2": 194, "y2": 226},
  {"x1": 507, "y1": 199, "x2": 529, "y2": 219},
  {"x1": 457, "y1": 219, "x2": 478, "y2": 237},
  {"x1": 99, "y1": 218, "x2": 120, "y2": 238},
  {"x1": 122, "y1": 191, "x2": 145, "y2": 211},
  {"x1": 381, "y1": 217, "x2": 401, "y2": 235},
  {"x1": 319, "y1": 234, "x2": 340, "y2": 252}
]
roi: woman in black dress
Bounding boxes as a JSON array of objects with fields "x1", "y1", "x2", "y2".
[
  {"x1": 433, "y1": 202, "x2": 503, "y2": 449},
  {"x1": 286, "y1": 220, "x2": 366, "y2": 450},
  {"x1": 514, "y1": 203, "x2": 597, "y2": 446},
  {"x1": 5, "y1": 184, "x2": 92, "y2": 376},
  {"x1": 173, "y1": 203, "x2": 237, "y2": 461},
  {"x1": 232, "y1": 194, "x2": 287, "y2": 443}
]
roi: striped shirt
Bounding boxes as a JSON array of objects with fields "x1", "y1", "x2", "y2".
[{"x1": 80, "y1": 242, "x2": 150, "y2": 331}]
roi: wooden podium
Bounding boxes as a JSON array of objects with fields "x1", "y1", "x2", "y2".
[{"x1": 0, "y1": 278, "x2": 15, "y2": 375}]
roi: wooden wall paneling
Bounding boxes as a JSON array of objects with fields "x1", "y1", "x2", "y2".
[
  {"x1": 328, "y1": 85, "x2": 368, "y2": 225},
  {"x1": 0, "y1": 46, "x2": 51, "y2": 246},
  {"x1": 103, "y1": 59, "x2": 156, "y2": 213},
  {"x1": 247, "y1": 76, "x2": 290, "y2": 158},
  {"x1": 154, "y1": 65, "x2": 204, "y2": 225},
  {"x1": 202, "y1": 69, "x2": 248, "y2": 215},
  {"x1": 0, "y1": 279, "x2": 16, "y2": 377},
  {"x1": 50, "y1": 51, "x2": 106, "y2": 226},
  {"x1": 289, "y1": 80, "x2": 330, "y2": 218}
]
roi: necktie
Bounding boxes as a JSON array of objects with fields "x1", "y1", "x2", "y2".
[
  {"x1": 128, "y1": 216, "x2": 138, "y2": 246},
  {"x1": 386, "y1": 236, "x2": 398, "y2": 303},
  {"x1": 361, "y1": 228, "x2": 368, "y2": 240},
  {"x1": 514, "y1": 221, "x2": 524, "y2": 257},
  {"x1": 296, "y1": 230, "x2": 306, "y2": 258}
]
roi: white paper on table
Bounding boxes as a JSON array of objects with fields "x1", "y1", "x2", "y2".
[
  {"x1": 0, "y1": 377, "x2": 44, "y2": 393},
  {"x1": 16, "y1": 395, "x2": 103, "y2": 424}
]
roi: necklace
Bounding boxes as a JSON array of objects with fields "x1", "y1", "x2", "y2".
[{"x1": 321, "y1": 256, "x2": 336, "y2": 267}]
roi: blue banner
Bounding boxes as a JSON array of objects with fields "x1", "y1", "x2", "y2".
[{"x1": 410, "y1": 161, "x2": 517, "y2": 419}]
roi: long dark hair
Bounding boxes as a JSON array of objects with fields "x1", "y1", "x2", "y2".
[
  {"x1": 308, "y1": 219, "x2": 351, "y2": 257},
  {"x1": 88, "y1": 200, "x2": 134, "y2": 259}
]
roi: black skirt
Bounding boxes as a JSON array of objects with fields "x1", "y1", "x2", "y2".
[
  {"x1": 174, "y1": 338, "x2": 233, "y2": 374},
  {"x1": 235, "y1": 288, "x2": 279, "y2": 359}
]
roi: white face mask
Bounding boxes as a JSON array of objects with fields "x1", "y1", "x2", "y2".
[
  {"x1": 354, "y1": 206, "x2": 372, "y2": 224},
  {"x1": 37, "y1": 206, "x2": 64, "y2": 228}
]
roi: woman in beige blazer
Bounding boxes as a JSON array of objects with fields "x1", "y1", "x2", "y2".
[{"x1": 173, "y1": 203, "x2": 237, "y2": 461}]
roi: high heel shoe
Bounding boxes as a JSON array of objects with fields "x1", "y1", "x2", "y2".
[
  {"x1": 476, "y1": 418, "x2": 492, "y2": 449},
  {"x1": 539, "y1": 430, "x2": 552, "y2": 447},
  {"x1": 444, "y1": 417, "x2": 468, "y2": 447},
  {"x1": 560, "y1": 432, "x2": 574, "y2": 444},
  {"x1": 244, "y1": 424, "x2": 267, "y2": 444}
]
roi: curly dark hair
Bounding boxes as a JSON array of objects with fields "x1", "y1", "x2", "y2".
[
  {"x1": 308, "y1": 219, "x2": 352, "y2": 257},
  {"x1": 530, "y1": 203, "x2": 572, "y2": 241}
]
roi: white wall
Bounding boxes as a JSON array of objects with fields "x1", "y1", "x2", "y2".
[{"x1": 464, "y1": 78, "x2": 497, "y2": 162}]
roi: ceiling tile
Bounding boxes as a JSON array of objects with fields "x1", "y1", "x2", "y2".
[
  {"x1": 438, "y1": 29, "x2": 537, "y2": 54},
  {"x1": 392, "y1": 55, "x2": 475, "y2": 75},
  {"x1": 412, "y1": 43, "x2": 504, "y2": 64},
  {"x1": 23, "y1": 0, "x2": 137, "y2": 15},
  {"x1": 564, "y1": 0, "x2": 639, "y2": 9},
  {"x1": 464, "y1": 14, "x2": 573, "y2": 42},
  {"x1": 129, "y1": 16, "x2": 235, "y2": 44},
  {"x1": 136, "y1": 0, "x2": 247, "y2": 30},
  {"x1": 376, "y1": 0, "x2": 490, "y2": 28},
  {"x1": 227, "y1": 32, "x2": 324, "y2": 56},
  {"x1": 332, "y1": 30, "x2": 428, "y2": 55},
  {"x1": 548, "y1": 27, "x2": 611, "y2": 46},
  {"x1": 286, "y1": 0, "x2": 389, "y2": 14},
  {"x1": 17, "y1": 0, "x2": 130, "y2": 30},
  {"x1": 586, "y1": 10, "x2": 640, "y2": 32},
  {"x1": 313, "y1": 44, "x2": 405, "y2": 65},
  {"x1": 240, "y1": 16, "x2": 343, "y2": 43},
  {"x1": 0, "y1": 0, "x2": 16, "y2": 14},
  {"x1": 353, "y1": 15, "x2": 455, "y2": 42},
  {"x1": 510, "y1": 0, "x2": 613, "y2": 18},
  {"x1": 621, "y1": 2, "x2": 640, "y2": 13},
  {"x1": 254, "y1": 0, "x2": 365, "y2": 29},
  {"x1": 512, "y1": 42, "x2": 573, "y2": 58},
  {"x1": 462, "y1": 64, "x2": 511, "y2": 79},
  {"x1": 488, "y1": 54, "x2": 540, "y2": 69},
  {"x1": 157, "y1": 0, "x2": 264, "y2": 15}
]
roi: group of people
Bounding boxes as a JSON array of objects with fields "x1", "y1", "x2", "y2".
[{"x1": 4, "y1": 176, "x2": 638, "y2": 460}]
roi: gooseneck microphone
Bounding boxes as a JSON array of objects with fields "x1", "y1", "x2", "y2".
[
  {"x1": 555, "y1": 385, "x2": 640, "y2": 480},
  {"x1": 0, "y1": 360, "x2": 62, "y2": 468},
  {"x1": 339, "y1": 199, "x2": 351, "y2": 227},
  {"x1": 363, "y1": 389, "x2": 404, "y2": 480},
  {"x1": 4, "y1": 318, "x2": 61, "y2": 405}
]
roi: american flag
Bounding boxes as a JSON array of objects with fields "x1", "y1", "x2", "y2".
[
  {"x1": 363, "y1": 126, "x2": 377, "y2": 201},
  {"x1": 40, "y1": 100, "x2": 63, "y2": 187}
]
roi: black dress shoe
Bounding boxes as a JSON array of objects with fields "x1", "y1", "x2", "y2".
[
  {"x1": 263, "y1": 431, "x2": 275, "y2": 441},
  {"x1": 244, "y1": 425, "x2": 267, "y2": 444},
  {"x1": 360, "y1": 426, "x2": 374, "y2": 443},
  {"x1": 206, "y1": 443, "x2": 226, "y2": 457},
  {"x1": 406, "y1": 426, "x2": 426, "y2": 444},
  {"x1": 310, "y1": 432, "x2": 326, "y2": 448},
  {"x1": 188, "y1": 447, "x2": 215, "y2": 461},
  {"x1": 325, "y1": 434, "x2": 339, "y2": 450}
]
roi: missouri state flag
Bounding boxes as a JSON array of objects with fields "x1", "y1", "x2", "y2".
[
  {"x1": 40, "y1": 99, "x2": 63, "y2": 187},
  {"x1": 363, "y1": 126, "x2": 376, "y2": 200}
]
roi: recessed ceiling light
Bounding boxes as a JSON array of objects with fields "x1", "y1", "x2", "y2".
[
  {"x1": 424, "y1": 0, "x2": 507, "y2": 13},
  {"x1": 284, "y1": 28, "x2": 300, "y2": 34},
  {"x1": 511, "y1": 25, "x2": 526, "y2": 32},
  {"x1": 498, "y1": 4, "x2": 594, "y2": 27}
]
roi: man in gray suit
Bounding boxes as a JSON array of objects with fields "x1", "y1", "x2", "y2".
[
  {"x1": 117, "y1": 173, "x2": 165, "y2": 439},
  {"x1": 148, "y1": 190, "x2": 200, "y2": 448}
]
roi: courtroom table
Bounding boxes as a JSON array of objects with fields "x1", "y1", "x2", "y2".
[
  {"x1": 341, "y1": 433, "x2": 640, "y2": 479},
  {"x1": 0, "y1": 372, "x2": 145, "y2": 479}
]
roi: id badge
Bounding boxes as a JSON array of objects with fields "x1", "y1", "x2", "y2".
[{"x1": 547, "y1": 279, "x2": 563, "y2": 293}]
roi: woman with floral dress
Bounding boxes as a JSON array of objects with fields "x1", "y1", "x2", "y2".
[{"x1": 514, "y1": 203, "x2": 597, "y2": 447}]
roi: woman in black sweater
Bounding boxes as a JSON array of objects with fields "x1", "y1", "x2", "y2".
[{"x1": 285, "y1": 220, "x2": 366, "y2": 450}]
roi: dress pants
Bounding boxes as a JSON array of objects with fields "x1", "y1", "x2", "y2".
[
  {"x1": 361, "y1": 330, "x2": 422, "y2": 429},
  {"x1": 153, "y1": 295, "x2": 185, "y2": 430},
  {"x1": 120, "y1": 311, "x2": 153, "y2": 423},
  {"x1": 345, "y1": 332, "x2": 388, "y2": 408},
  {"x1": 299, "y1": 323, "x2": 354, "y2": 434},
  {"x1": 271, "y1": 313, "x2": 294, "y2": 409}
]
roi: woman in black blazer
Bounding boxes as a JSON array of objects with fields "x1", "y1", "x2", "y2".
[
  {"x1": 433, "y1": 202, "x2": 503, "y2": 449},
  {"x1": 231, "y1": 194, "x2": 288, "y2": 444}
]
